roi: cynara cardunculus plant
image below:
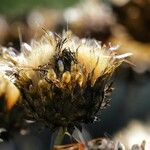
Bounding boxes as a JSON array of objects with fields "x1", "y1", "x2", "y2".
[{"x1": 0, "y1": 30, "x2": 132, "y2": 144}]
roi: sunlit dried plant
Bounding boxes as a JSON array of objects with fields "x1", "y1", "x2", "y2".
[
  {"x1": 0, "y1": 31, "x2": 132, "y2": 141},
  {"x1": 0, "y1": 74, "x2": 20, "y2": 110}
]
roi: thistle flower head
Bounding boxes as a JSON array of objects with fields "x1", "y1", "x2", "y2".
[{"x1": 0, "y1": 31, "x2": 132, "y2": 130}]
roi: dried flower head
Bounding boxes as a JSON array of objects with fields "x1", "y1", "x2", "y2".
[
  {"x1": 0, "y1": 73, "x2": 21, "y2": 141},
  {"x1": 0, "y1": 31, "x2": 132, "y2": 130},
  {"x1": 54, "y1": 138, "x2": 146, "y2": 150}
]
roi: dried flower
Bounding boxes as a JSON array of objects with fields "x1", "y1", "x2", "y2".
[
  {"x1": 54, "y1": 137, "x2": 126, "y2": 150},
  {"x1": 0, "y1": 31, "x2": 132, "y2": 131},
  {"x1": 54, "y1": 138, "x2": 145, "y2": 150},
  {"x1": 115, "y1": 121, "x2": 149, "y2": 150},
  {"x1": 0, "y1": 73, "x2": 21, "y2": 141}
]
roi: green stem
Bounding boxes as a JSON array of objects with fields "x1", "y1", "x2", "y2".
[{"x1": 54, "y1": 127, "x2": 66, "y2": 145}]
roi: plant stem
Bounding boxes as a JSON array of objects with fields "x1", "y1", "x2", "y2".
[{"x1": 54, "y1": 127, "x2": 66, "y2": 145}]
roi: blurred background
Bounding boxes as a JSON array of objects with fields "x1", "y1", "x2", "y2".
[{"x1": 0, "y1": 0, "x2": 150, "y2": 149}]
